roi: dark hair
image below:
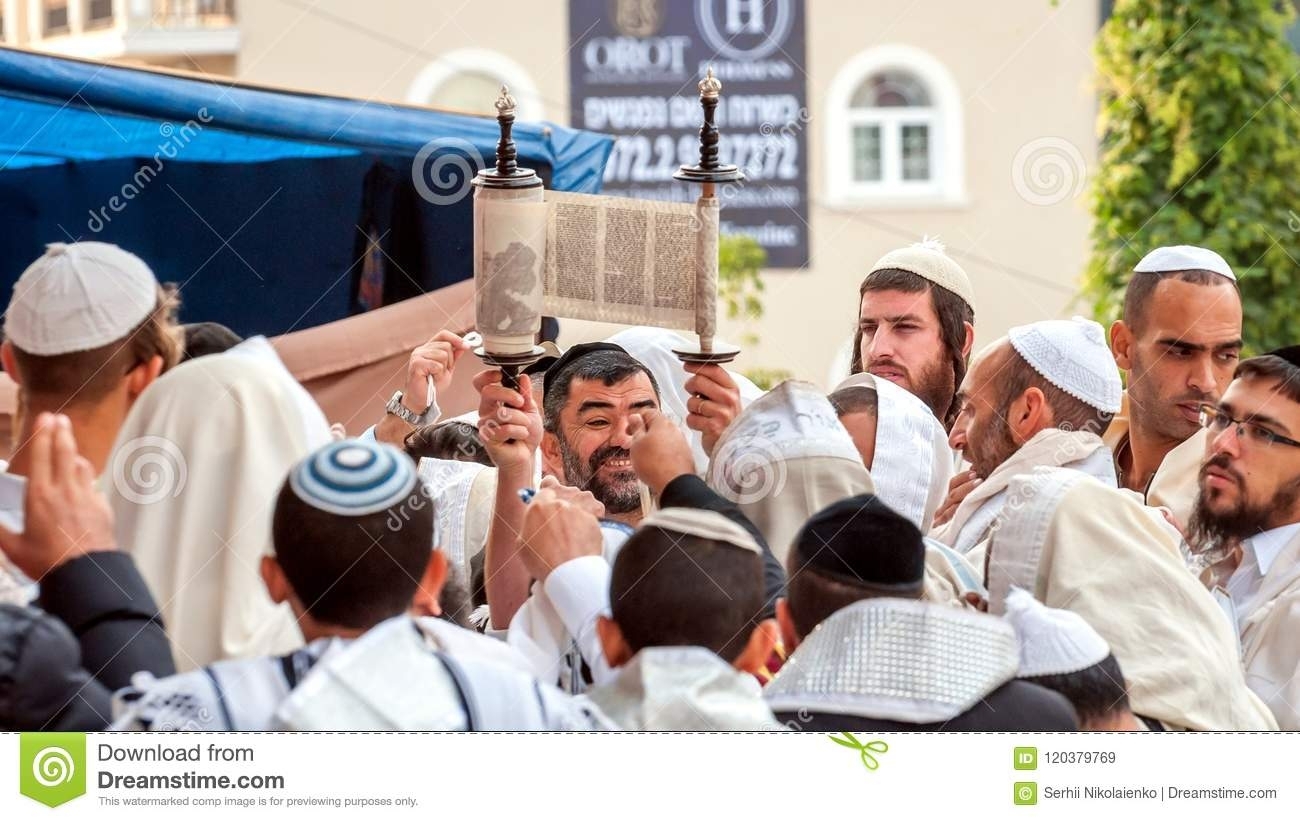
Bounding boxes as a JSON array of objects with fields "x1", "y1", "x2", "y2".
[
  {"x1": 437, "y1": 564, "x2": 473, "y2": 629},
  {"x1": 1235, "y1": 354, "x2": 1300, "y2": 405},
  {"x1": 403, "y1": 420, "x2": 492, "y2": 465},
  {"x1": 1122, "y1": 269, "x2": 1237, "y2": 335},
  {"x1": 271, "y1": 479, "x2": 433, "y2": 629},
  {"x1": 180, "y1": 322, "x2": 243, "y2": 362},
  {"x1": 784, "y1": 567, "x2": 884, "y2": 640},
  {"x1": 997, "y1": 346, "x2": 1114, "y2": 435},
  {"x1": 828, "y1": 385, "x2": 879, "y2": 418},
  {"x1": 851, "y1": 268, "x2": 973, "y2": 426},
  {"x1": 609, "y1": 527, "x2": 764, "y2": 662},
  {"x1": 542, "y1": 350, "x2": 659, "y2": 433},
  {"x1": 1022, "y1": 654, "x2": 1131, "y2": 727},
  {"x1": 9, "y1": 285, "x2": 183, "y2": 405}
]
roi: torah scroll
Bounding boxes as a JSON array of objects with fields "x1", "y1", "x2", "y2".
[
  {"x1": 473, "y1": 185, "x2": 548, "y2": 355},
  {"x1": 542, "y1": 191, "x2": 716, "y2": 335}
]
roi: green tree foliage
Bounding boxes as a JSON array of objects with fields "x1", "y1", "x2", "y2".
[
  {"x1": 1084, "y1": 0, "x2": 1300, "y2": 351},
  {"x1": 718, "y1": 233, "x2": 767, "y2": 325}
]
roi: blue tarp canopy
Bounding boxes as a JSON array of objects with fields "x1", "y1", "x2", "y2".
[{"x1": 0, "y1": 46, "x2": 612, "y2": 335}]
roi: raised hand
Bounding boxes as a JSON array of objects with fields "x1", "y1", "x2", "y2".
[
  {"x1": 475, "y1": 371, "x2": 542, "y2": 477},
  {"x1": 683, "y1": 362, "x2": 742, "y2": 457},
  {"x1": 933, "y1": 468, "x2": 981, "y2": 527},
  {"x1": 0, "y1": 413, "x2": 116, "y2": 580},
  {"x1": 628, "y1": 408, "x2": 697, "y2": 495},
  {"x1": 519, "y1": 477, "x2": 605, "y2": 582}
]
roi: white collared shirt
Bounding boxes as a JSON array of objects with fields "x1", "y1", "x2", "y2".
[{"x1": 1226, "y1": 522, "x2": 1300, "y2": 631}]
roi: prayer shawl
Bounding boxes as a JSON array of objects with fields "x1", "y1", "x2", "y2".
[
  {"x1": 111, "y1": 637, "x2": 347, "y2": 731},
  {"x1": 834, "y1": 373, "x2": 955, "y2": 532},
  {"x1": 106, "y1": 337, "x2": 333, "y2": 670},
  {"x1": 1106, "y1": 391, "x2": 1204, "y2": 526},
  {"x1": 986, "y1": 468, "x2": 1277, "y2": 731},
  {"x1": 707, "y1": 381, "x2": 873, "y2": 565},
  {"x1": 581, "y1": 646, "x2": 782, "y2": 731},
  {"x1": 1145, "y1": 428, "x2": 1205, "y2": 530},
  {"x1": 417, "y1": 457, "x2": 496, "y2": 574},
  {"x1": 931, "y1": 428, "x2": 1116, "y2": 555},
  {"x1": 276, "y1": 615, "x2": 607, "y2": 731},
  {"x1": 1236, "y1": 529, "x2": 1300, "y2": 729},
  {"x1": 708, "y1": 381, "x2": 971, "y2": 605},
  {"x1": 506, "y1": 524, "x2": 632, "y2": 692}
]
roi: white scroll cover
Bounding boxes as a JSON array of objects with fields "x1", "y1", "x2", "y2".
[{"x1": 474, "y1": 186, "x2": 547, "y2": 354}]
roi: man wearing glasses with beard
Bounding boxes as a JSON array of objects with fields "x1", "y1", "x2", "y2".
[{"x1": 1189, "y1": 347, "x2": 1300, "y2": 730}]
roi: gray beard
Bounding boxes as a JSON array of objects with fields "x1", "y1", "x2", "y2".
[{"x1": 559, "y1": 439, "x2": 642, "y2": 515}]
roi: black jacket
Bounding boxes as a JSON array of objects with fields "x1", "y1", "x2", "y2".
[
  {"x1": 660, "y1": 474, "x2": 786, "y2": 618},
  {"x1": 1, "y1": 552, "x2": 175, "y2": 730}
]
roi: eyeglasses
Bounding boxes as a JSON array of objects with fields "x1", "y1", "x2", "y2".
[{"x1": 1198, "y1": 404, "x2": 1300, "y2": 449}]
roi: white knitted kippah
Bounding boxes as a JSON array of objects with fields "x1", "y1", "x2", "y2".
[
  {"x1": 868, "y1": 238, "x2": 975, "y2": 309},
  {"x1": 1134, "y1": 245, "x2": 1235, "y2": 281},
  {"x1": 1007, "y1": 316, "x2": 1122, "y2": 414},
  {"x1": 1004, "y1": 588, "x2": 1111, "y2": 677},
  {"x1": 4, "y1": 242, "x2": 159, "y2": 356},
  {"x1": 638, "y1": 508, "x2": 761, "y2": 554}
]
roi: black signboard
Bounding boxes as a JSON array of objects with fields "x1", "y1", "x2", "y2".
[{"x1": 569, "y1": 0, "x2": 809, "y2": 268}]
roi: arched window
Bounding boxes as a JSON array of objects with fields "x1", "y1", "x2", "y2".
[
  {"x1": 406, "y1": 49, "x2": 544, "y2": 122},
  {"x1": 826, "y1": 46, "x2": 965, "y2": 204}
]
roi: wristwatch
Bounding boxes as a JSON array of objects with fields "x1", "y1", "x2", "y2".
[{"x1": 385, "y1": 390, "x2": 440, "y2": 427}]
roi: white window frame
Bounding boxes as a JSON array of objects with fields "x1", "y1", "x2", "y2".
[
  {"x1": 405, "y1": 48, "x2": 545, "y2": 123},
  {"x1": 825, "y1": 44, "x2": 965, "y2": 207}
]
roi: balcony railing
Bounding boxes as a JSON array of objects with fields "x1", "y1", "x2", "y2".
[{"x1": 142, "y1": 0, "x2": 237, "y2": 28}]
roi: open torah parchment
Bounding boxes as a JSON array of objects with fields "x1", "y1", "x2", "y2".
[
  {"x1": 544, "y1": 191, "x2": 715, "y2": 334},
  {"x1": 474, "y1": 189, "x2": 718, "y2": 347}
]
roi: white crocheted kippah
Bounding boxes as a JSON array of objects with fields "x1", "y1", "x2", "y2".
[{"x1": 1007, "y1": 316, "x2": 1122, "y2": 414}]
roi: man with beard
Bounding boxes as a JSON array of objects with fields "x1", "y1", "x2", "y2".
[
  {"x1": 931, "y1": 317, "x2": 1122, "y2": 555},
  {"x1": 476, "y1": 342, "x2": 782, "y2": 631},
  {"x1": 474, "y1": 343, "x2": 655, "y2": 628},
  {"x1": 1188, "y1": 348, "x2": 1300, "y2": 729},
  {"x1": 1107, "y1": 246, "x2": 1242, "y2": 495},
  {"x1": 851, "y1": 239, "x2": 975, "y2": 427}
]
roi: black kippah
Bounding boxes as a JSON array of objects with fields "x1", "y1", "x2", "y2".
[
  {"x1": 540, "y1": 342, "x2": 630, "y2": 406},
  {"x1": 792, "y1": 494, "x2": 925, "y2": 592},
  {"x1": 1265, "y1": 345, "x2": 1300, "y2": 370}
]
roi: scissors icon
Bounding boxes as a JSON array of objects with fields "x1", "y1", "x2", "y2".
[{"x1": 828, "y1": 732, "x2": 889, "y2": 771}]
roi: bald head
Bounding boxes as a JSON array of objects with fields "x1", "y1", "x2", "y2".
[{"x1": 955, "y1": 340, "x2": 1114, "y2": 478}]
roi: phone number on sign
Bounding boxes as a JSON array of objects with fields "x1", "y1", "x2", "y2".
[{"x1": 1043, "y1": 751, "x2": 1118, "y2": 765}]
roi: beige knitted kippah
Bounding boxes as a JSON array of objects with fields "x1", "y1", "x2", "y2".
[{"x1": 868, "y1": 238, "x2": 975, "y2": 309}]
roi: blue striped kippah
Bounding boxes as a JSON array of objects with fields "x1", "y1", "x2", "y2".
[{"x1": 288, "y1": 440, "x2": 418, "y2": 517}]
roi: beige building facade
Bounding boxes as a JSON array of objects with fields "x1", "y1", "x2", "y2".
[{"x1": 9, "y1": 0, "x2": 1101, "y2": 387}]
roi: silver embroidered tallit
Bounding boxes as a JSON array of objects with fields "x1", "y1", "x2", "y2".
[{"x1": 764, "y1": 598, "x2": 1021, "y2": 724}]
